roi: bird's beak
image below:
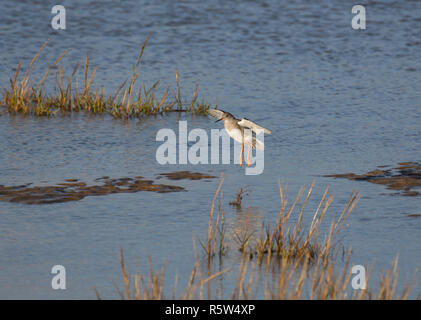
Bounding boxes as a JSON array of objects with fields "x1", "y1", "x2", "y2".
[{"x1": 215, "y1": 118, "x2": 222, "y2": 123}]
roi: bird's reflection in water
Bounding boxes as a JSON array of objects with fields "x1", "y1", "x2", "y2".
[{"x1": 228, "y1": 205, "x2": 264, "y2": 253}]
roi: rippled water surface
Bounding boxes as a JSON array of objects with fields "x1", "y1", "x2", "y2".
[{"x1": 1, "y1": 0, "x2": 420, "y2": 298}]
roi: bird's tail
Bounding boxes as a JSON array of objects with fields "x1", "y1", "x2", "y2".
[{"x1": 252, "y1": 137, "x2": 264, "y2": 150}]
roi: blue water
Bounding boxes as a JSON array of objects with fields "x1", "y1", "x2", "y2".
[{"x1": 0, "y1": 0, "x2": 420, "y2": 299}]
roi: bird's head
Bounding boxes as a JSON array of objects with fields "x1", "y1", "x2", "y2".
[{"x1": 215, "y1": 111, "x2": 235, "y2": 122}]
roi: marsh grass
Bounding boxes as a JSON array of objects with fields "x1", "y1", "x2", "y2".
[
  {"x1": 112, "y1": 179, "x2": 416, "y2": 300},
  {"x1": 116, "y1": 243, "x2": 414, "y2": 300},
  {"x1": 249, "y1": 181, "x2": 360, "y2": 265},
  {"x1": 202, "y1": 179, "x2": 359, "y2": 266},
  {"x1": 117, "y1": 246, "x2": 230, "y2": 300},
  {"x1": 2, "y1": 36, "x2": 214, "y2": 118}
]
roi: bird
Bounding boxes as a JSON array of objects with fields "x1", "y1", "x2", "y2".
[{"x1": 207, "y1": 109, "x2": 272, "y2": 167}]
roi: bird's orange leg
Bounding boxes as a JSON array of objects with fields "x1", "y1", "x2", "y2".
[
  {"x1": 239, "y1": 143, "x2": 244, "y2": 166},
  {"x1": 247, "y1": 142, "x2": 251, "y2": 167}
]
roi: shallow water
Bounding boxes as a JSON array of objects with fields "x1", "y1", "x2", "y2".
[{"x1": 1, "y1": 0, "x2": 421, "y2": 299}]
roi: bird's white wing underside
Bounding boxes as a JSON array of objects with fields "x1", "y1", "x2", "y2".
[
  {"x1": 206, "y1": 109, "x2": 225, "y2": 120},
  {"x1": 237, "y1": 118, "x2": 272, "y2": 135}
]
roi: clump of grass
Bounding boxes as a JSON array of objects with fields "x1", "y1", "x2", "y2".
[
  {"x1": 206, "y1": 179, "x2": 359, "y2": 265},
  {"x1": 116, "y1": 246, "x2": 230, "y2": 300},
  {"x1": 109, "y1": 179, "x2": 417, "y2": 300},
  {"x1": 1, "y1": 36, "x2": 215, "y2": 118},
  {"x1": 201, "y1": 179, "x2": 358, "y2": 265},
  {"x1": 254, "y1": 250, "x2": 413, "y2": 300},
  {"x1": 249, "y1": 181, "x2": 359, "y2": 265},
  {"x1": 114, "y1": 242, "x2": 415, "y2": 300},
  {"x1": 3, "y1": 40, "x2": 49, "y2": 115},
  {"x1": 374, "y1": 256, "x2": 415, "y2": 300}
]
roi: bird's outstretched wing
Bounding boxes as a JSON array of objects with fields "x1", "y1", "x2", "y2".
[
  {"x1": 206, "y1": 109, "x2": 226, "y2": 120},
  {"x1": 238, "y1": 118, "x2": 272, "y2": 135}
]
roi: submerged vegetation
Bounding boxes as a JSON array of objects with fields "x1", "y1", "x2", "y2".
[
  {"x1": 1, "y1": 36, "x2": 214, "y2": 118},
  {"x1": 111, "y1": 177, "x2": 417, "y2": 300},
  {"x1": 325, "y1": 162, "x2": 421, "y2": 197},
  {"x1": 0, "y1": 171, "x2": 216, "y2": 204},
  {"x1": 159, "y1": 171, "x2": 217, "y2": 181},
  {"x1": 0, "y1": 176, "x2": 183, "y2": 204}
]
